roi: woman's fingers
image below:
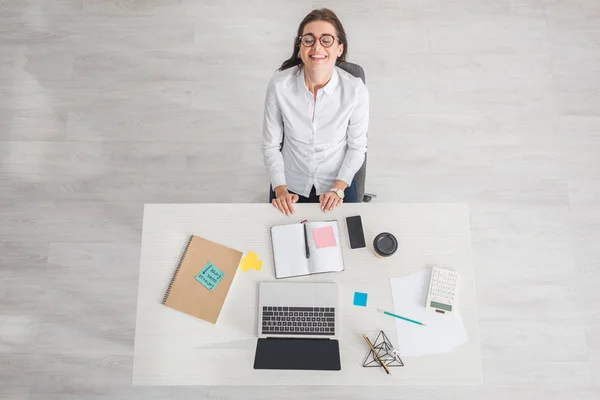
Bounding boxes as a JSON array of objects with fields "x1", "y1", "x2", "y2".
[
  {"x1": 273, "y1": 193, "x2": 299, "y2": 216},
  {"x1": 273, "y1": 199, "x2": 286, "y2": 214},
  {"x1": 280, "y1": 197, "x2": 291, "y2": 215},
  {"x1": 328, "y1": 195, "x2": 338, "y2": 211},
  {"x1": 285, "y1": 196, "x2": 295, "y2": 215},
  {"x1": 322, "y1": 193, "x2": 344, "y2": 212},
  {"x1": 321, "y1": 193, "x2": 333, "y2": 212},
  {"x1": 274, "y1": 199, "x2": 288, "y2": 215},
  {"x1": 321, "y1": 194, "x2": 330, "y2": 211}
]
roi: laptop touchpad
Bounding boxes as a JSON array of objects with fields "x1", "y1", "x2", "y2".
[{"x1": 253, "y1": 338, "x2": 341, "y2": 371}]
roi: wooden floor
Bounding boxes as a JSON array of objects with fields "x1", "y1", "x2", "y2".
[{"x1": 1, "y1": 0, "x2": 599, "y2": 399}]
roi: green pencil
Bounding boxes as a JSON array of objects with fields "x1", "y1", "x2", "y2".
[{"x1": 377, "y1": 308, "x2": 426, "y2": 326}]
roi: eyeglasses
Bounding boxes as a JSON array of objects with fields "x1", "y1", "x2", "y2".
[{"x1": 298, "y1": 33, "x2": 340, "y2": 48}]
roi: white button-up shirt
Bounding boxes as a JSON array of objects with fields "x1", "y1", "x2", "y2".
[{"x1": 262, "y1": 65, "x2": 369, "y2": 197}]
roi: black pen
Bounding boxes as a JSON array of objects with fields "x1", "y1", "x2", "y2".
[{"x1": 303, "y1": 221, "x2": 310, "y2": 258}]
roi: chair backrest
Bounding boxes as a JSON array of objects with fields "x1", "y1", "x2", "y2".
[
  {"x1": 336, "y1": 61, "x2": 366, "y2": 85},
  {"x1": 336, "y1": 61, "x2": 367, "y2": 202},
  {"x1": 280, "y1": 61, "x2": 368, "y2": 202}
]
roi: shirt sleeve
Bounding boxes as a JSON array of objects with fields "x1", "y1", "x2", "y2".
[
  {"x1": 261, "y1": 78, "x2": 287, "y2": 189},
  {"x1": 336, "y1": 81, "x2": 369, "y2": 186}
]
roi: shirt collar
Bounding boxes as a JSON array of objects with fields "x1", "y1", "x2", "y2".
[{"x1": 296, "y1": 65, "x2": 339, "y2": 97}]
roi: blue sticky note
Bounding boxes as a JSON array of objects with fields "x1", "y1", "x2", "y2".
[
  {"x1": 353, "y1": 292, "x2": 368, "y2": 307},
  {"x1": 195, "y1": 262, "x2": 224, "y2": 291}
]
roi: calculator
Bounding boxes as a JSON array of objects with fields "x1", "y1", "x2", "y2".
[{"x1": 425, "y1": 267, "x2": 459, "y2": 316}]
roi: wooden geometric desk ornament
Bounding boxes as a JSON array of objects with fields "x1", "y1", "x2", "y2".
[{"x1": 362, "y1": 330, "x2": 404, "y2": 373}]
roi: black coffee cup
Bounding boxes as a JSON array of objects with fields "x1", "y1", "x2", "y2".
[{"x1": 373, "y1": 232, "x2": 398, "y2": 258}]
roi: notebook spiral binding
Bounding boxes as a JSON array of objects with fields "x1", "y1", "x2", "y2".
[{"x1": 162, "y1": 235, "x2": 194, "y2": 305}]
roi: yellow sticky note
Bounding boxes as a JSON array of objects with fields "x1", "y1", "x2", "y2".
[{"x1": 240, "y1": 250, "x2": 262, "y2": 272}]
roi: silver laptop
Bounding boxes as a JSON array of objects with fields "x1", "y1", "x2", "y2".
[{"x1": 257, "y1": 281, "x2": 339, "y2": 339}]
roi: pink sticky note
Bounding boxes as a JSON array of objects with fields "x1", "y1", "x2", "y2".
[{"x1": 312, "y1": 226, "x2": 337, "y2": 249}]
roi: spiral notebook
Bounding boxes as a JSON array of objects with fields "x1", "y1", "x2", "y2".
[{"x1": 162, "y1": 235, "x2": 243, "y2": 324}]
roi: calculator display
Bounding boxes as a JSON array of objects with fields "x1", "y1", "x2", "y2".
[{"x1": 430, "y1": 301, "x2": 452, "y2": 312}]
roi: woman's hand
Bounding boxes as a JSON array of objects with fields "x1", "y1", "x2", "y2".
[
  {"x1": 319, "y1": 181, "x2": 347, "y2": 212},
  {"x1": 272, "y1": 185, "x2": 298, "y2": 216},
  {"x1": 319, "y1": 191, "x2": 343, "y2": 212}
]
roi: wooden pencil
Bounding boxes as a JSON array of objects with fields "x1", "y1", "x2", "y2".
[{"x1": 362, "y1": 333, "x2": 391, "y2": 375}]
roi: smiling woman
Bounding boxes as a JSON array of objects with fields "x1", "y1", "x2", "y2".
[{"x1": 262, "y1": 8, "x2": 369, "y2": 216}]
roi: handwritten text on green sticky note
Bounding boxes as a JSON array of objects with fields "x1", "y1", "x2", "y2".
[{"x1": 195, "y1": 262, "x2": 224, "y2": 291}]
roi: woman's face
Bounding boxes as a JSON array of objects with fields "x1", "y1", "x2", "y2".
[{"x1": 299, "y1": 20, "x2": 343, "y2": 71}]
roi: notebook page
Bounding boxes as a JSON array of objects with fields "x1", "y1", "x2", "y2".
[
  {"x1": 306, "y1": 221, "x2": 344, "y2": 275},
  {"x1": 271, "y1": 223, "x2": 310, "y2": 279}
]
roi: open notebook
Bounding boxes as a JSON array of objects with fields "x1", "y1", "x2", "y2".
[{"x1": 270, "y1": 220, "x2": 344, "y2": 279}]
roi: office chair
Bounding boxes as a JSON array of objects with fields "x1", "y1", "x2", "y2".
[
  {"x1": 275, "y1": 61, "x2": 376, "y2": 203},
  {"x1": 336, "y1": 61, "x2": 375, "y2": 203}
]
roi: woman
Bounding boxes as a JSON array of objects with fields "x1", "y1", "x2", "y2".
[{"x1": 262, "y1": 8, "x2": 369, "y2": 216}]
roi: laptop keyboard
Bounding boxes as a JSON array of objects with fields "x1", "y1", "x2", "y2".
[{"x1": 261, "y1": 306, "x2": 335, "y2": 336}]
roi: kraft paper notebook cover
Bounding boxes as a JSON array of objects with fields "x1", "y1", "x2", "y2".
[{"x1": 162, "y1": 235, "x2": 243, "y2": 324}]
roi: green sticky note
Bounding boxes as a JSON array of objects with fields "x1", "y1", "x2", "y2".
[{"x1": 195, "y1": 262, "x2": 224, "y2": 291}]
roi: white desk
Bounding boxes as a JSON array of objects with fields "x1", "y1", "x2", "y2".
[{"x1": 133, "y1": 204, "x2": 481, "y2": 385}]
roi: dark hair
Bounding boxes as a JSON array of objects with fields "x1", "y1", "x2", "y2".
[{"x1": 278, "y1": 8, "x2": 348, "y2": 72}]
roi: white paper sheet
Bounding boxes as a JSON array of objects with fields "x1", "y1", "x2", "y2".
[{"x1": 389, "y1": 269, "x2": 468, "y2": 357}]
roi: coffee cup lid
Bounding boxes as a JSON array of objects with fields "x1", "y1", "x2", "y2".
[{"x1": 374, "y1": 233, "x2": 398, "y2": 256}]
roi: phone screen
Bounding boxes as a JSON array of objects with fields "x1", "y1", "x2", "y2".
[{"x1": 346, "y1": 215, "x2": 366, "y2": 249}]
